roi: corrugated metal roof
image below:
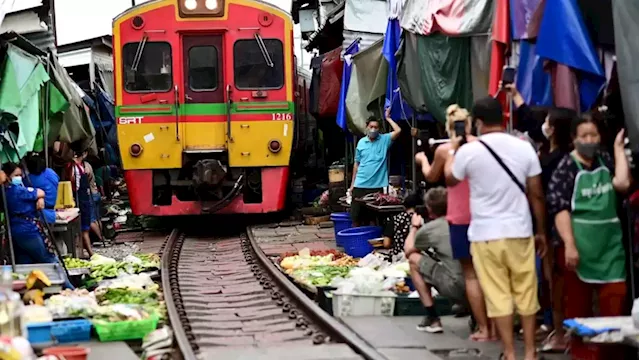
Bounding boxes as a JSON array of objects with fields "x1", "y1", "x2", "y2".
[
  {"x1": 342, "y1": 29, "x2": 383, "y2": 53},
  {"x1": 23, "y1": 29, "x2": 56, "y2": 53}
]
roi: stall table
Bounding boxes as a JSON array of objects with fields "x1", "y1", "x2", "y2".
[{"x1": 52, "y1": 209, "x2": 82, "y2": 258}]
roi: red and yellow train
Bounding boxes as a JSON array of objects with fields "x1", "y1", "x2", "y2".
[{"x1": 113, "y1": 0, "x2": 302, "y2": 215}]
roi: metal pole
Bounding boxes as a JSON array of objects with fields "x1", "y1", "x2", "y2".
[
  {"x1": 43, "y1": 54, "x2": 50, "y2": 167},
  {"x1": 344, "y1": 138, "x2": 349, "y2": 191},
  {"x1": 1, "y1": 184, "x2": 16, "y2": 272},
  {"x1": 411, "y1": 114, "x2": 416, "y2": 192}
]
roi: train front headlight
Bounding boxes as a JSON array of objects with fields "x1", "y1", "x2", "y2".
[
  {"x1": 205, "y1": 0, "x2": 218, "y2": 10},
  {"x1": 130, "y1": 143, "x2": 143, "y2": 157},
  {"x1": 268, "y1": 140, "x2": 281, "y2": 153},
  {"x1": 184, "y1": 0, "x2": 197, "y2": 10}
]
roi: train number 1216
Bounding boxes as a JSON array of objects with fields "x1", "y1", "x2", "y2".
[{"x1": 271, "y1": 113, "x2": 293, "y2": 121}]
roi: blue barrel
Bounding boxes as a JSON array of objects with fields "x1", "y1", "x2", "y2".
[
  {"x1": 337, "y1": 226, "x2": 381, "y2": 258},
  {"x1": 330, "y1": 212, "x2": 352, "y2": 246}
]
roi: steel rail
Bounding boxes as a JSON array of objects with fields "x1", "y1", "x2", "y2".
[
  {"x1": 160, "y1": 228, "x2": 199, "y2": 360},
  {"x1": 246, "y1": 226, "x2": 387, "y2": 360}
]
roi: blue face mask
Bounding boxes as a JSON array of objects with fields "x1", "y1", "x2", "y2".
[
  {"x1": 11, "y1": 176, "x2": 23, "y2": 186},
  {"x1": 368, "y1": 129, "x2": 379, "y2": 139}
]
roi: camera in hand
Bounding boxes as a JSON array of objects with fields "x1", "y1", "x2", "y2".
[
  {"x1": 454, "y1": 121, "x2": 466, "y2": 145},
  {"x1": 501, "y1": 66, "x2": 516, "y2": 86}
]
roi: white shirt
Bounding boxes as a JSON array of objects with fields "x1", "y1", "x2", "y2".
[{"x1": 452, "y1": 132, "x2": 541, "y2": 242}]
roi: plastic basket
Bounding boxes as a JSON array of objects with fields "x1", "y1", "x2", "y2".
[
  {"x1": 330, "y1": 212, "x2": 352, "y2": 246},
  {"x1": 51, "y1": 319, "x2": 92, "y2": 344},
  {"x1": 337, "y1": 226, "x2": 380, "y2": 258},
  {"x1": 93, "y1": 314, "x2": 158, "y2": 342}
]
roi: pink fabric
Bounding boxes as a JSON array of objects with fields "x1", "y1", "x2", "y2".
[{"x1": 446, "y1": 179, "x2": 471, "y2": 225}]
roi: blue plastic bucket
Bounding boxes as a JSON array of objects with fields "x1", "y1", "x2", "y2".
[
  {"x1": 337, "y1": 226, "x2": 381, "y2": 258},
  {"x1": 330, "y1": 212, "x2": 352, "y2": 246}
]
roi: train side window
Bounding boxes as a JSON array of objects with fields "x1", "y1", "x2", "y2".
[
  {"x1": 233, "y1": 39, "x2": 284, "y2": 90},
  {"x1": 188, "y1": 46, "x2": 218, "y2": 91},
  {"x1": 123, "y1": 41, "x2": 172, "y2": 93}
]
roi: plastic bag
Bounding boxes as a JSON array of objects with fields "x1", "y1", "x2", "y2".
[
  {"x1": 358, "y1": 253, "x2": 385, "y2": 269},
  {"x1": 334, "y1": 267, "x2": 386, "y2": 295}
]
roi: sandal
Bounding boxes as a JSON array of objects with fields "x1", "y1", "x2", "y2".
[{"x1": 538, "y1": 330, "x2": 570, "y2": 354}]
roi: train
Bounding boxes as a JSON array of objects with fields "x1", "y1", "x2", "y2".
[{"x1": 113, "y1": 0, "x2": 306, "y2": 216}]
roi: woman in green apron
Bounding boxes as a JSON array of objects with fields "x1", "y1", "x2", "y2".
[{"x1": 547, "y1": 112, "x2": 631, "y2": 321}]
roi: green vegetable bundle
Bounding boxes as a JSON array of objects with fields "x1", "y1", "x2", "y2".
[{"x1": 291, "y1": 266, "x2": 353, "y2": 287}]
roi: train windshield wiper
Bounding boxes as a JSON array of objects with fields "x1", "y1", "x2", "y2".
[
  {"x1": 254, "y1": 33, "x2": 274, "y2": 68},
  {"x1": 132, "y1": 34, "x2": 149, "y2": 72}
]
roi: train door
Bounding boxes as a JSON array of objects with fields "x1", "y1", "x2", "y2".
[{"x1": 181, "y1": 35, "x2": 226, "y2": 151}]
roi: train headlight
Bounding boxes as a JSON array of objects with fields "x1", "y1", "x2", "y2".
[
  {"x1": 268, "y1": 140, "x2": 281, "y2": 153},
  {"x1": 205, "y1": 0, "x2": 217, "y2": 10},
  {"x1": 130, "y1": 143, "x2": 143, "y2": 157},
  {"x1": 184, "y1": 0, "x2": 197, "y2": 10}
]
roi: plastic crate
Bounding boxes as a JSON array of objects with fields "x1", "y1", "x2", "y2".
[
  {"x1": 393, "y1": 295, "x2": 453, "y2": 316},
  {"x1": 28, "y1": 319, "x2": 93, "y2": 345},
  {"x1": 27, "y1": 322, "x2": 54, "y2": 345},
  {"x1": 332, "y1": 291, "x2": 396, "y2": 317},
  {"x1": 51, "y1": 319, "x2": 92, "y2": 344},
  {"x1": 93, "y1": 315, "x2": 158, "y2": 342}
]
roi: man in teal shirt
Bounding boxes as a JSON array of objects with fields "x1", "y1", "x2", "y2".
[{"x1": 349, "y1": 109, "x2": 402, "y2": 226}]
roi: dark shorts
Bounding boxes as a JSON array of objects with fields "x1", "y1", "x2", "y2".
[
  {"x1": 350, "y1": 187, "x2": 382, "y2": 225},
  {"x1": 449, "y1": 223, "x2": 471, "y2": 260},
  {"x1": 79, "y1": 201, "x2": 92, "y2": 231}
]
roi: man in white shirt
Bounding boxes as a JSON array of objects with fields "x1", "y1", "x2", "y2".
[{"x1": 444, "y1": 97, "x2": 547, "y2": 360}]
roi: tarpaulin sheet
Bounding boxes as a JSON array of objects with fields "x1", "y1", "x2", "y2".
[
  {"x1": 536, "y1": 0, "x2": 605, "y2": 112},
  {"x1": 613, "y1": 0, "x2": 638, "y2": 151},
  {"x1": 344, "y1": 0, "x2": 387, "y2": 34},
  {"x1": 318, "y1": 47, "x2": 343, "y2": 117},
  {"x1": 48, "y1": 55, "x2": 95, "y2": 148},
  {"x1": 337, "y1": 41, "x2": 359, "y2": 136},
  {"x1": 397, "y1": 32, "x2": 427, "y2": 113},
  {"x1": 470, "y1": 35, "x2": 491, "y2": 100},
  {"x1": 400, "y1": 0, "x2": 493, "y2": 36},
  {"x1": 397, "y1": 33, "x2": 473, "y2": 124},
  {"x1": 383, "y1": 18, "x2": 413, "y2": 121},
  {"x1": 345, "y1": 39, "x2": 386, "y2": 135},
  {"x1": 509, "y1": 0, "x2": 541, "y2": 40},
  {"x1": 516, "y1": 40, "x2": 552, "y2": 107}
]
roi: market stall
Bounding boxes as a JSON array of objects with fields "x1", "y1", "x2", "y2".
[
  {"x1": 276, "y1": 249, "x2": 452, "y2": 318},
  {"x1": 0, "y1": 252, "x2": 173, "y2": 359}
]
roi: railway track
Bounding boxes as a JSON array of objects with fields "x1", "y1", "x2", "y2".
[{"x1": 160, "y1": 228, "x2": 386, "y2": 360}]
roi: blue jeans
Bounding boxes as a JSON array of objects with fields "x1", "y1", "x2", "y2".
[{"x1": 13, "y1": 234, "x2": 74, "y2": 289}]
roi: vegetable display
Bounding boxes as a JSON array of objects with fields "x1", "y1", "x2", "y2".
[
  {"x1": 291, "y1": 266, "x2": 352, "y2": 287},
  {"x1": 63, "y1": 258, "x2": 91, "y2": 269}
]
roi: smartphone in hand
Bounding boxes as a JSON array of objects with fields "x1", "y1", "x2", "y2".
[
  {"x1": 454, "y1": 121, "x2": 467, "y2": 145},
  {"x1": 501, "y1": 66, "x2": 516, "y2": 86}
]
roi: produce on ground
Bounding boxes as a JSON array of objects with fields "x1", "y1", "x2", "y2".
[
  {"x1": 26, "y1": 270, "x2": 51, "y2": 290},
  {"x1": 290, "y1": 266, "x2": 353, "y2": 287},
  {"x1": 11, "y1": 273, "x2": 24, "y2": 280},
  {"x1": 63, "y1": 258, "x2": 91, "y2": 269},
  {"x1": 280, "y1": 249, "x2": 346, "y2": 261},
  {"x1": 92, "y1": 304, "x2": 152, "y2": 323}
]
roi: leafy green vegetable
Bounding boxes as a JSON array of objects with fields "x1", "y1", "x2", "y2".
[{"x1": 291, "y1": 266, "x2": 352, "y2": 287}]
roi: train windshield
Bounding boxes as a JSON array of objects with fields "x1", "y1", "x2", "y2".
[
  {"x1": 233, "y1": 38, "x2": 284, "y2": 90},
  {"x1": 123, "y1": 41, "x2": 173, "y2": 92}
]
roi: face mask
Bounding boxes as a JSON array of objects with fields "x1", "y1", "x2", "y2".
[
  {"x1": 368, "y1": 129, "x2": 379, "y2": 139},
  {"x1": 575, "y1": 141, "x2": 599, "y2": 159},
  {"x1": 11, "y1": 176, "x2": 23, "y2": 186}
]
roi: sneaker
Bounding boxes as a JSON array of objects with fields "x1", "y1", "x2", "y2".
[{"x1": 416, "y1": 316, "x2": 443, "y2": 333}]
